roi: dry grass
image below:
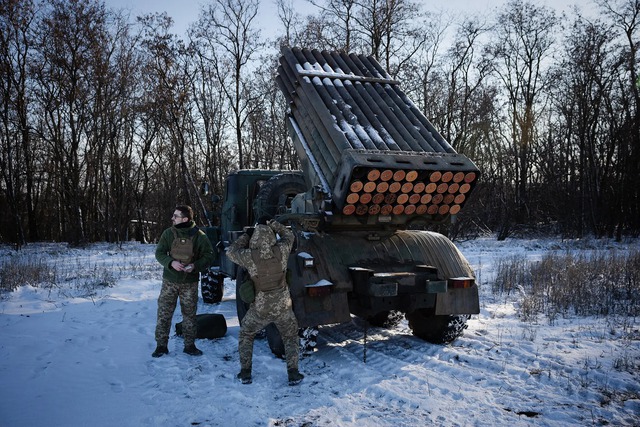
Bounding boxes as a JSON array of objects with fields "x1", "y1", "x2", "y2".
[
  {"x1": 0, "y1": 257, "x2": 57, "y2": 292},
  {"x1": 494, "y1": 249, "x2": 640, "y2": 323},
  {"x1": 0, "y1": 254, "x2": 117, "y2": 299}
]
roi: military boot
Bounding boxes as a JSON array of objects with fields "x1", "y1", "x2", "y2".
[
  {"x1": 287, "y1": 368, "x2": 304, "y2": 386},
  {"x1": 183, "y1": 344, "x2": 203, "y2": 356},
  {"x1": 152, "y1": 345, "x2": 169, "y2": 358},
  {"x1": 237, "y1": 369, "x2": 252, "y2": 384}
]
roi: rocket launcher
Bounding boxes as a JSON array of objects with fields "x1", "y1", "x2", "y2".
[{"x1": 276, "y1": 47, "x2": 480, "y2": 224}]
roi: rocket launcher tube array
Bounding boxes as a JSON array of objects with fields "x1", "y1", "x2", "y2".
[
  {"x1": 341, "y1": 167, "x2": 477, "y2": 220},
  {"x1": 277, "y1": 47, "x2": 480, "y2": 221}
]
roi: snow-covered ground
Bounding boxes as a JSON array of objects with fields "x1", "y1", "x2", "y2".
[{"x1": 0, "y1": 237, "x2": 638, "y2": 426}]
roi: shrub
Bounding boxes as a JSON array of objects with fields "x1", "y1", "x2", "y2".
[
  {"x1": 493, "y1": 250, "x2": 640, "y2": 321},
  {"x1": 0, "y1": 257, "x2": 57, "y2": 293},
  {"x1": 0, "y1": 251, "x2": 116, "y2": 298}
]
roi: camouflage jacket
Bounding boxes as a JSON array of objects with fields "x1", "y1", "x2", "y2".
[
  {"x1": 155, "y1": 221, "x2": 214, "y2": 283},
  {"x1": 226, "y1": 220, "x2": 294, "y2": 286}
]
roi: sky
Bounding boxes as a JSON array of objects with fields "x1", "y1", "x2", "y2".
[
  {"x1": 102, "y1": 0, "x2": 591, "y2": 41},
  {"x1": 104, "y1": 0, "x2": 309, "y2": 38},
  {"x1": 0, "y1": 237, "x2": 638, "y2": 426}
]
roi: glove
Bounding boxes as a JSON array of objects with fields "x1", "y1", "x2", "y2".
[
  {"x1": 256, "y1": 216, "x2": 269, "y2": 225},
  {"x1": 267, "y1": 219, "x2": 285, "y2": 233}
]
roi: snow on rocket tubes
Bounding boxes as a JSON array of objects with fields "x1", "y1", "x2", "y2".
[
  {"x1": 342, "y1": 168, "x2": 477, "y2": 218},
  {"x1": 276, "y1": 47, "x2": 481, "y2": 221}
]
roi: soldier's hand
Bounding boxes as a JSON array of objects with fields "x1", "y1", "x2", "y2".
[
  {"x1": 171, "y1": 260, "x2": 186, "y2": 271},
  {"x1": 267, "y1": 219, "x2": 279, "y2": 230}
]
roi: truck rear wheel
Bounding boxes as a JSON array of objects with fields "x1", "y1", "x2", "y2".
[
  {"x1": 236, "y1": 268, "x2": 283, "y2": 354},
  {"x1": 367, "y1": 310, "x2": 404, "y2": 328},
  {"x1": 265, "y1": 325, "x2": 319, "y2": 358},
  {"x1": 265, "y1": 325, "x2": 285, "y2": 358},
  {"x1": 406, "y1": 309, "x2": 470, "y2": 344},
  {"x1": 299, "y1": 326, "x2": 319, "y2": 355},
  {"x1": 235, "y1": 268, "x2": 250, "y2": 322}
]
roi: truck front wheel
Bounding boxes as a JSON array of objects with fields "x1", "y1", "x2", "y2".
[
  {"x1": 201, "y1": 269, "x2": 224, "y2": 304},
  {"x1": 406, "y1": 309, "x2": 470, "y2": 344}
]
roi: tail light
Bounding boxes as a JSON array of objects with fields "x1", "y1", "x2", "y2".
[
  {"x1": 305, "y1": 280, "x2": 333, "y2": 297},
  {"x1": 448, "y1": 277, "x2": 475, "y2": 289}
]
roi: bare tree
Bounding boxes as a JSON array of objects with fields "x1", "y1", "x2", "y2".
[
  {"x1": 91, "y1": 10, "x2": 141, "y2": 242},
  {"x1": 293, "y1": 0, "x2": 431, "y2": 77},
  {"x1": 433, "y1": 19, "x2": 497, "y2": 237},
  {"x1": 275, "y1": 0, "x2": 297, "y2": 48},
  {"x1": 137, "y1": 13, "x2": 207, "y2": 227},
  {"x1": 487, "y1": 0, "x2": 560, "y2": 237},
  {"x1": 244, "y1": 54, "x2": 298, "y2": 170},
  {"x1": 2, "y1": 0, "x2": 640, "y2": 243},
  {"x1": 31, "y1": 0, "x2": 116, "y2": 245},
  {"x1": 306, "y1": 0, "x2": 358, "y2": 51},
  {"x1": 192, "y1": 0, "x2": 263, "y2": 169},
  {"x1": 0, "y1": 0, "x2": 39, "y2": 245},
  {"x1": 552, "y1": 15, "x2": 618, "y2": 236},
  {"x1": 595, "y1": 0, "x2": 640, "y2": 238},
  {"x1": 188, "y1": 38, "x2": 229, "y2": 202}
]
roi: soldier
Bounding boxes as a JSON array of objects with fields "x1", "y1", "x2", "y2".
[
  {"x1": 226, "y1": 218, "x2": 304, "y2": 386},
  {"x1": 153, "y1": 205, "x2": 214, "y2": 358}
]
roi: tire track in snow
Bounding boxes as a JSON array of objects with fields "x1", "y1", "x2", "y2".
[
  {"x1": 312, "y1": 320, "x2": 552, "y2": 426},
  {"x1": 308, "y1": 322, "x2": 441, "y2": 425}
]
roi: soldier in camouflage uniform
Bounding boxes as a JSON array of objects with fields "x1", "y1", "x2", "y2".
[
  {"x1": 152, "y1": 205, "x2": 214, "y2": 358},
  {"x1": 226, "y1": 219, "x2": 304, "y2": 386}
]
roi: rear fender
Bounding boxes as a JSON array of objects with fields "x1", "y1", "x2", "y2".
[{"x1": 288, "y1": 229, "x2": 478, "y2": 325}]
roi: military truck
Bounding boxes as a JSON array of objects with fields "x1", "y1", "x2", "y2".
[{"x1": 201, "y1": 47, "x2": 480, "y2": 357}]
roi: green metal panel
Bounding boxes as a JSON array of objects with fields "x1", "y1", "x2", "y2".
[{"x1": 287, "y1": 229, "x2": 478, "y2": 325}]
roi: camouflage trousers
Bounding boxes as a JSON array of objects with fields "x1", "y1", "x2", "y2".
[
  {"x1": 155, "y1": 279, "x2": 199, "y2": 347},
  {"x1": 239, "y1": 286, "x2": 299, "y2": 372}
]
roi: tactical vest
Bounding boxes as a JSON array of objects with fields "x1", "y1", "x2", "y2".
[
  {"x1": 170, "y1": 226, "x2": 198, "y2": 264},
  {"x1": 250, "y1": 248, "x2": 285, "y2": 292}
]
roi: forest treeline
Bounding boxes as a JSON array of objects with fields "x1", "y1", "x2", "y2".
[{"x1": 1, "y1": 0, "x2": 639, "y2": 246}]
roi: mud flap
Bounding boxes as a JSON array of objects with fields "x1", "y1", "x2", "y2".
[{"x1": 435, "y1": 285, "x2": 479, "y2": 315}]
